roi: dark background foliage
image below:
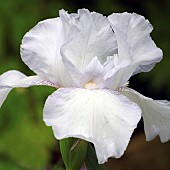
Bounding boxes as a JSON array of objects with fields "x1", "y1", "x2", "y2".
[{"x1": 0, "y1": 0, "x2": 170, "y2": 169}]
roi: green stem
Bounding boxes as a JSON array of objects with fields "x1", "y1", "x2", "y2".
[{"x1": 85, "y1": 144, "x2": 107, "y2": 170}]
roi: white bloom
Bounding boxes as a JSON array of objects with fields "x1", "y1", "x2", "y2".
[{"x1": 0, "y1": 9, "x2": 169, "y2": 164}]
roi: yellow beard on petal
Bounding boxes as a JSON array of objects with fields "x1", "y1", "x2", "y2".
[{"x1": 84, "y1": 81, "x2": 98, "y2": 89}]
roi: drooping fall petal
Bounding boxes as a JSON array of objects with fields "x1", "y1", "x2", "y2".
[
  {"x1": 122, "y1": 88, "x2": 170, "y2": 142},
  {"x1": 43, "y1": 88, "x2": 141, "y2": 163},
  {"x1": 0, "y1": 70, "x2": 55, "y2": 107}
]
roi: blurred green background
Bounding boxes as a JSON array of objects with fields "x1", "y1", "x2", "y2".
[{"x1": 0, "y1": 0, "x2": 170, "y2": 169}]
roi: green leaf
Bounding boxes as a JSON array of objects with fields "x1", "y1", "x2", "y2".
[
  {"x1": 59, "y1": 138, "x2": 88, "y2": 170},
  {"x1": 85, "y1": 144, "x2": 107, "y2": 170},
  {"x1": 59, "y1": 138, "x2": 76, "y2": 168}
]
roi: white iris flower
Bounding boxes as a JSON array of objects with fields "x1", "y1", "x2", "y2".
[{"x1": 0, "y1": 9, "x2": 169, "y2": 164}]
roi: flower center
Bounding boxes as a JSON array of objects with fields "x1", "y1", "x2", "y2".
[{"x1": 84, "y1": 81, "x2": 98, "y2": 89}]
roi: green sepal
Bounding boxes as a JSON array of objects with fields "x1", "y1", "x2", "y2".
[
  {"x1": 59, "y1": 138, "x2": 88, "y2": 170},
  {"x1": 85, "y1": 143, "x2": 107, "y2": 170}
]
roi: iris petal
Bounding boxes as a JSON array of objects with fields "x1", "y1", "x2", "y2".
[
  {"x1": 122, "y1": 88, "x2": 170, "y2": 143},
  {"x1": 21, "y1": 18, "x2": 73, "y2": 87},
  {"x1": 60, "y1": 9, "x2": 117, "y2": 72},
  {"x1": 0, "y1": 70, "x2": 55, "y2": 107},
  {"x1": 43, "y1": 88, "x2": 141, "y2": 163},
  {"x1": 107, "y1": 12, "x2": 163, "y2": 89}
]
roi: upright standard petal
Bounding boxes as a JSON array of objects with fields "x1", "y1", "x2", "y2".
[
  {"x1": 108, "y1": 13, "x2": 163, "y2": 87},
  {"x1": 122, "y1": 88, "x2": 170, "y2": 143},
  {"x1": 21, "y1": 18, "x2": 73, "y2": 87},
  {"x1": 43, "y1": 88, "x2": 141, "y2": 163},
  {"x1": 60, "y1": 9, "x2": 117, "y2": 72},
  {"x1": 108, "y1": 13, "x2": 162, "y2": 69},
  {"x1": 0, "y1": 70, "x2": 55, "y2": 108},
  {"x1": 108, "y1": 13, "x2": 132, "y2": 65}
]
